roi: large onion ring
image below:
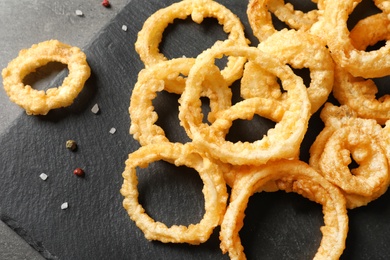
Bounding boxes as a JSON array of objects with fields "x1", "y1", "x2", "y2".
[
  {"x1": 129, "y1": 58, "x2": 232, "y2": 146},
  {"x1": 323, "y1": 0, "x2": 390, "y2": 78},
  {"x1": 1, "y1": 40, "x2": 91, "y2": 115},
  {"x1": 219, "y1": 159, "x2": 348, "y2": 260},
  {"x1": 179, "y1": 42, "x2": 311, "y2": 165},
  {"x1": 309, "y1": 103, "x2": 390, "y2": 209},
  {"x1": 134, "y1": 0, "x2": 249, "y2": 85},
  {"x1": 241, "y1": 29, "x2": 333, "y2": 114},
  {"x1": 120, "y1": 142, "x2": 228, "y2": 245}
]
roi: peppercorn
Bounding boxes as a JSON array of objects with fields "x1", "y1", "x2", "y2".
[
  {"x1": 73, "y1": 168, "x2": 85, "y2": 177},
  {"x1": 102, "y1": 0, "x2": 110, "y2": 7},
  {"x1": 66, "y1": 140, "x2": 77, "y2": 151}
]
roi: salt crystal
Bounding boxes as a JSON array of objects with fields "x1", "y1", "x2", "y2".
[
  {"x1": 75, "y1": 10, "x2": 83, "y2": 16},
  {"x1": 109, "y1": 127, "x2": 116, "y2": 134},
  {"x1": 39, "y1": 173, "x2": 48, "y2": 181},
  {"x1": 61, "y1": 202, "x2": 69, "y2": 210},
  {"x1": 122, "y1": 25, "x2": 128, "y2": 31},
  {"x1": 91, "y1": 103, "x2": 100, "y2": 114}
]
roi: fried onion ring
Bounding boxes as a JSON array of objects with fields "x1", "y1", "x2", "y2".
[
  {"x1": 179, "y1": 42, "x2": 311, "y2": 165},
  {"x1": 120, "y1": 142, "x2": 228, "y2": 245},
  {"x1": 323, "y1": 0, "x2": 390, "y2": 78},
  {"x1": 241, "y1": 29, "x2": 333, "y2": 114},
  {"x1": 309, "y1": 103, "x2": 390, "y2": 209},
  {"x1": 129, "y1": 58, "x2": 232, "y2": 146},
  {"x1": 135, "y1": 0, "x2": 249, "y2": 85},
  {"x1": 247, "y1": 0, "x2": 323, "y2": 42},
  {"x1": 1, "y1": 40, "x2": 91, "y2": 115},
  {"x1": 332, "y1": 13, "x2": 390, "y2": 125},
  {"x1": 220, "y1": 159, "x2": 348, "y2": 260}
]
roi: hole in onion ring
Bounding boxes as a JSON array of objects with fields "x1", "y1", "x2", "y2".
[
  {"x1": 290, "y1": 67, "x2": 311, "y2": 89},
  {"x1": 153, "y1": 91, "x2": 191, "y2": 144},
  {"x1": 136, "y1": 161, "x2": 205, "y2": 227},
  {"x1": 22, "y1": 61, "x2": 69, "y2": 91},
  {"x1": 285, "y1": 0, "x2": 317, "y2": 12},
  {"x1": 365, "y1": 40, "x2": 387, "y2": 52},
  {"x1": 160, "y1": 17, "x2": 227, "y2": 60},
  {"x1": 347, "y1": 0, "x2": 381, "y2": 30},
  {"x1": 239, "y1": 191, "x2": 323, "y2": 259},
  {"x1": 270, "y1": 12, "x2": 290, "y2": 31},
  {"x1": 226, "y1": 115, "x2": 276, "y2": 143},
  {"x1": 348, "y1": 154, "x2": 360, "y2": 174},
  {"x1": 371, "y1": 75, "x2": 390, "y2": 100}
]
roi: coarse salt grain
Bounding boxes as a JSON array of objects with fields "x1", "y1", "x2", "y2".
[
  {"x1": 91, "y1": 103, "x2": 100, "y2": 114},
  {"x1": 122, "y1": 25, "x2": 128, "y2": 31},
  {"x1": 75, "y1": 10, "x2": 83, "y2": 16},
  {"x1": 109, "y1": 127, "x2": 116, "y2": 134},
  {"x1": 61, "y1": 202, "x2": 69, "y2": 210},
  {"x1": 39, "y1": 173, "x2": 48, "y2": 181}
]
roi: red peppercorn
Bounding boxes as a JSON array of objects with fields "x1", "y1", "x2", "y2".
[
  {"x1": 73, "y1": 168, "x2": 85, "y2": 177},
  {"x1": 102, "y1": 0, "x2": 110, "y2": 7}
]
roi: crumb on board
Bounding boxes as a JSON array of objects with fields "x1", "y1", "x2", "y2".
[
  {"x1": 39, "y1": 173, "x2": 48, "y2": 181},
  {"x1": 91, "y1": 103, "x2": 100, "y2": 114},
  {"x1": 75, "y1": 10, "x2": 83, "y2": 16},
  {"x1": 61, "y1": 202, "x2": 69, "y2": 210}
]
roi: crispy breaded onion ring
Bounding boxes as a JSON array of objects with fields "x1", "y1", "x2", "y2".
[
  {"x1": 332, "y1": 64, "x2": 390, "y2": 125},
  {"x1": 323, "y1": 0, "x2": 390, "y2": 78},
  {"x1": 219, "y1": 159, "x2": 348, "y2": 260},
  {"x1": 179, "y1": 42, "x2": 311, "y2": 165},
  {"x1": 309, "y1": 103, "x2": 390, "y2": 209},
  {"x1": 120, "y1": 142, "x2": 228, "y2": 245},
  {"x1": 1, "y1": 40, "x2": 90, "y2": 115},
  {"x1": 129, "y1": 58, "x2": 232, "y2": 146},
  {"x1": 247, "y1": 0, "x2": 323, "y2": 42},
  {"x1": 332, "y1": 13, "x2": 390, "y2": 125},
  {"x1": 135, "y1": 0, "x2": 249, "y2": 85},
  {"x1": 241, "y1": 29, "x2": 333, "y2": 114}
]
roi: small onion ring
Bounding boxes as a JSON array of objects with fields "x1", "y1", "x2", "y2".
[
  {"x1": 134, "y1": 0, "x2": 249, "y2": 85},
  {"x1": 120, "y1": 142, "x2": 228, "y2": 245},
  {"x1": 179, "y1": 42, "x2": 311, "y2": 165},
  {"x1": 220, "y1": 159, "x2": 348, "y2": 260},
  {"x1": 241, "y1": 29, "x2": 334, "y2": 114},
  {"x1": 129, "y1": 58, "x2": 232, "y2": 146},
  {"x1": 247, "y1": 0, "x2": 323, "y2": 42},
  {"x1": 1, "y1": 40, "x2": 91, "y2": 115},
  {"x1": 323, "y1": 0, "x2": 390, "y2": 78},
  {"x1": 309, "y1": 103, "x2": 390, "y2": 209}
]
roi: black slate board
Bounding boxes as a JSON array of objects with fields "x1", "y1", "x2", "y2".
[{"x1": 1, "y1": 0, "x2": 390, "y2": 259}]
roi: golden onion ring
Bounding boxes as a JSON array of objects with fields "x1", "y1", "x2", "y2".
[
  {"x1": 179, "y1": 42, "x2": 311, "y2": 165},
  {"x1": 332, "y1": 13, "x2": 390, "y2": 125},
  {"x1": 220, "y1": 159, "x2": 348, "y2": 260},
  {"x1": 241, "y1": 29, "x2": 333, "y2": 114},
  {"x1": 323, "y1": 0, "x2": 390, "y2": 78},
  {"x1": 120, "y1": 142, "x2": 228, "y2": 245},
  {"x1": 309, "y1": 103, "x2": 390, "y2": 209},
  {"x1": 247, "y1": 0, "x2": 323, "y2": 42},
  {"x1": 1, "y1": 40, "x2": 91, "y2": 115},
  {"x1": 129, "y1": 58, "x2": 232, "y2": 146},
  {"x1": 135, "y1": 0, "x2": 249, "y2": 85}
]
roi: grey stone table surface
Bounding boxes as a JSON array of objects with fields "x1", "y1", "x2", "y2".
[{"x1": 0, "y1": 0, "x2": 129, "y2": 258}]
